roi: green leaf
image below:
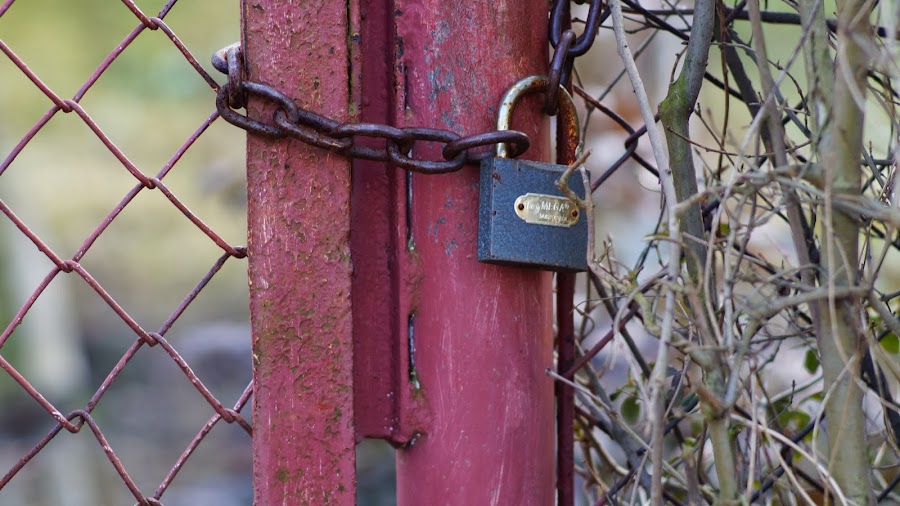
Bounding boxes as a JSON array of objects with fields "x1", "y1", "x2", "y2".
[
  {"x1": 772, "y1": 397, "x2": 791, "y2": 417},
  {"x1": 882, "y1": 333, "x2": 900, "y2": 354},
  {"x1": 771, "y1": 395, "x2": 811, "y2": 433},
  {"x1": 788, "y1": 410, "x2": 811, "y2": 429},
  {"x1": 622, "y1": 396, "x2": 641, "y2": 424},
  {"x1": 681, "y1": 392, "x2": 698, "y2": 409},
  {"x1": 804, "y1": 349, "x2": 820, "y2": 374}
]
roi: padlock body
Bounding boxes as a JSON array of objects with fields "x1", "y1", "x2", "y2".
[{"x1": 478, "y1": 157, "x2": 589, "y2": 272}]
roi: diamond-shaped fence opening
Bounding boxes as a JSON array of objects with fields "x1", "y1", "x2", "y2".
[{"x1": 0, "y1": 1, "x2": 250, "y2": 505}]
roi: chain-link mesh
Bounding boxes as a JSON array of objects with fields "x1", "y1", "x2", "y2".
[
  {"x1": 8, "y1": 0, "x2": 896, "y2": 504},
  {"x1": 0, "y1": 1, "x2": 251, "y2": 504}
]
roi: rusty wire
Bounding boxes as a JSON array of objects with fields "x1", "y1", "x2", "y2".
[
  {"x1": 7, "y1": 0, "x2": 891, "y2": 504},
  {"x1": 0, "y1": 1, "x2": 251, "y2": 504}
]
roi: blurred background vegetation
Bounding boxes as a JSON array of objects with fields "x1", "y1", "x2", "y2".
[
  {"x1": 2, "y1": 1, "x2": 254, "y2": 504},
  {"x1": 4, "y1": 0, "x2": 895, "y2": 504},
  {"x1": 1, "y1": 1, "x2": 396, "y2": 504}
]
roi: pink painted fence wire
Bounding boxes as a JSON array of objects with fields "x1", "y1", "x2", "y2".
[{"x1": 0, "y1": 1, "x2": 251, "y2": 504}]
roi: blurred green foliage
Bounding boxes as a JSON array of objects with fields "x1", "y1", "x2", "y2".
[
  {"x1": 1, "y1": 2, "x2": 255, "y2": 504},
  {"x1": 0, "y1": 0, "x2": 248, "y2": 330}
]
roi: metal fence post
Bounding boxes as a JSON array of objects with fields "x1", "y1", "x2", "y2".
[
  {"x1": 388, "y1": 2, "x2": 556, "y2": 504},
  {"x1": 244, "y1": 1, "x2": 356, "y2": 504}
]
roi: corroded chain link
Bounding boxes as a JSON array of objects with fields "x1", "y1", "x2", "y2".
[
  {"x1": 545, "y1": 0, "x2": 605, "y2": 115},
  {"x1": 212, "y1": 44, "x2": 530, "y2": 174},
  {"x1": 549, "y1": 0, "x2": 605, "y2": 57},
  {"x1": 213, "y1": 0, "x2": 604, "y2": 168}
]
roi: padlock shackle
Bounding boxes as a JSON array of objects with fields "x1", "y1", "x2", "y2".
[{"x1": 495, "y1": 75, "x2": 580, "y2": 158}]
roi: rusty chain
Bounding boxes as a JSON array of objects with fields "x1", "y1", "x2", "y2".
[
  {"x1": 213, "y1": 1, "x2": 604, "y2": 165},
  {"x1": 546, "y1": 0, "x2": 605, "y2": 115},
  {"x1": 0, "y1": 0, "x2": 660, "y2": 503},
  {"x1": 212, "y1": 45, "x2": 531, "y2": 174},
  {"x1": 549, "y1": 0, "x2": 605, "y2": 57}
]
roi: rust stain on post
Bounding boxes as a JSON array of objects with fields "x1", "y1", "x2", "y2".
[{"x1": 245, "y1": 1, "x2": 355, "y2": 504}]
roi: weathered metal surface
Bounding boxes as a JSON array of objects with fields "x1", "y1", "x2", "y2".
[
  {"x1": 390, "y1": 1, "x2": 555, "y2": 504},
  {"x1": 556, "y1": 272, "x2": 577, "y2": 506},
  {"x1": 479, "y1": 77, "x2": 587, "y2": 270},
  {"x1": 478, "y1": 158, "x2": 589, "y2": 271},
  {"x1": 213, "y1": 44, "x2": 532, "y2": 173},
  {"x1": 555, "y1": 85, "x2": 581, "y2": 506},
  {"x1": 350, "y1": 0, "x2": 429, "y2": 444},
  {"x1": 244, "y1": 1, "x2": 356, "y2": 504}
]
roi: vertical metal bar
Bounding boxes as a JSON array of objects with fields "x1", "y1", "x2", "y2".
[
  {"x1": 556, "y1": 62, "x2": 580, "y2": 506},
  {"x1": 351, "y1": 0, "x2": 427, "y2": 446},
  {"x1": 350, "y1": 0, "x2": 400, "y2": 442},
  {"x1": 555, "y1": 6, "x2": 579, "y2": 498},
  {"x1": 244, "y1": 1, "x2": 356, "y2": 504},
  {"x1": 392, "y1": 2, "x2": 555, "y2": 504},
  {"x1": 556, "y1": 274, "x2": 577, "y2": 506}
]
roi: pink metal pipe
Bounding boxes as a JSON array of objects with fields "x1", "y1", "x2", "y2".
[
  {"x1": 245, "y1": 1, "x2": 356, "y2": 504},
  {"x1": 391, "y1": 1, "x2": 556, "y2": 504}
]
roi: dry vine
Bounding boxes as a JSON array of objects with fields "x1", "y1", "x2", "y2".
[{"x1": 564, "y1": 0, "x2": 900, "y2": 503}]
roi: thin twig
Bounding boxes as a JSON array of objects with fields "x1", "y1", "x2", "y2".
[{"x1": 606, "y1": 0, "x2": 679, "y2": 502}]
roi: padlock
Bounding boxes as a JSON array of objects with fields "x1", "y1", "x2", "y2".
[{"x1": 477, "y1": 76, "x2": 589, "y2": 272}]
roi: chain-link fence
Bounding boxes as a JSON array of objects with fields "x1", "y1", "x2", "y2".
[
  {"x1": 1, "y1": 2, "x2": 252, "y2": 504},
  {"x1": 5, "y1": 0, "x2": 900, "y2": 504}
]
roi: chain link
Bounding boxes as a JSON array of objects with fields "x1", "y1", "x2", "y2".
[
  {"x1": 213, "y1": 45, "x2": 531, "y2": 174},
  {"x1": 549, "y1": 0, "x2": 605, "y2": 57},
  {"x1": 545, "y1": 0, "x2": 606, "y2": 115},
  {"x1": 546, "y1": 30, "x2": 576, "y2": 116},
  {"x1": 213, "y1": 0, "x2": 604, "y2": 168}
]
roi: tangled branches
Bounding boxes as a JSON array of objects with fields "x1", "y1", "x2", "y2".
[{"x1": 564, "y1": 0, "x2": 900, "y2": 503}]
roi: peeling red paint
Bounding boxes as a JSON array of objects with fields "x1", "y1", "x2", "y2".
[{"x1": 246, "y1": 1, "x2": 355, "y2": 504}]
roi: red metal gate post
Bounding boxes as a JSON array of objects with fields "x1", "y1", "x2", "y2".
[
  {"x1": 389, "y1": 3, "x2": 555, "y2": 504},
  {"x1": 244, "y1": 1, "x2": 356, "y2": 504}
]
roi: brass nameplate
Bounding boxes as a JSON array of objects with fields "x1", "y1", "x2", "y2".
[{"x1": 514, "y1": 193, "x2": 580, "y2": 228}]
